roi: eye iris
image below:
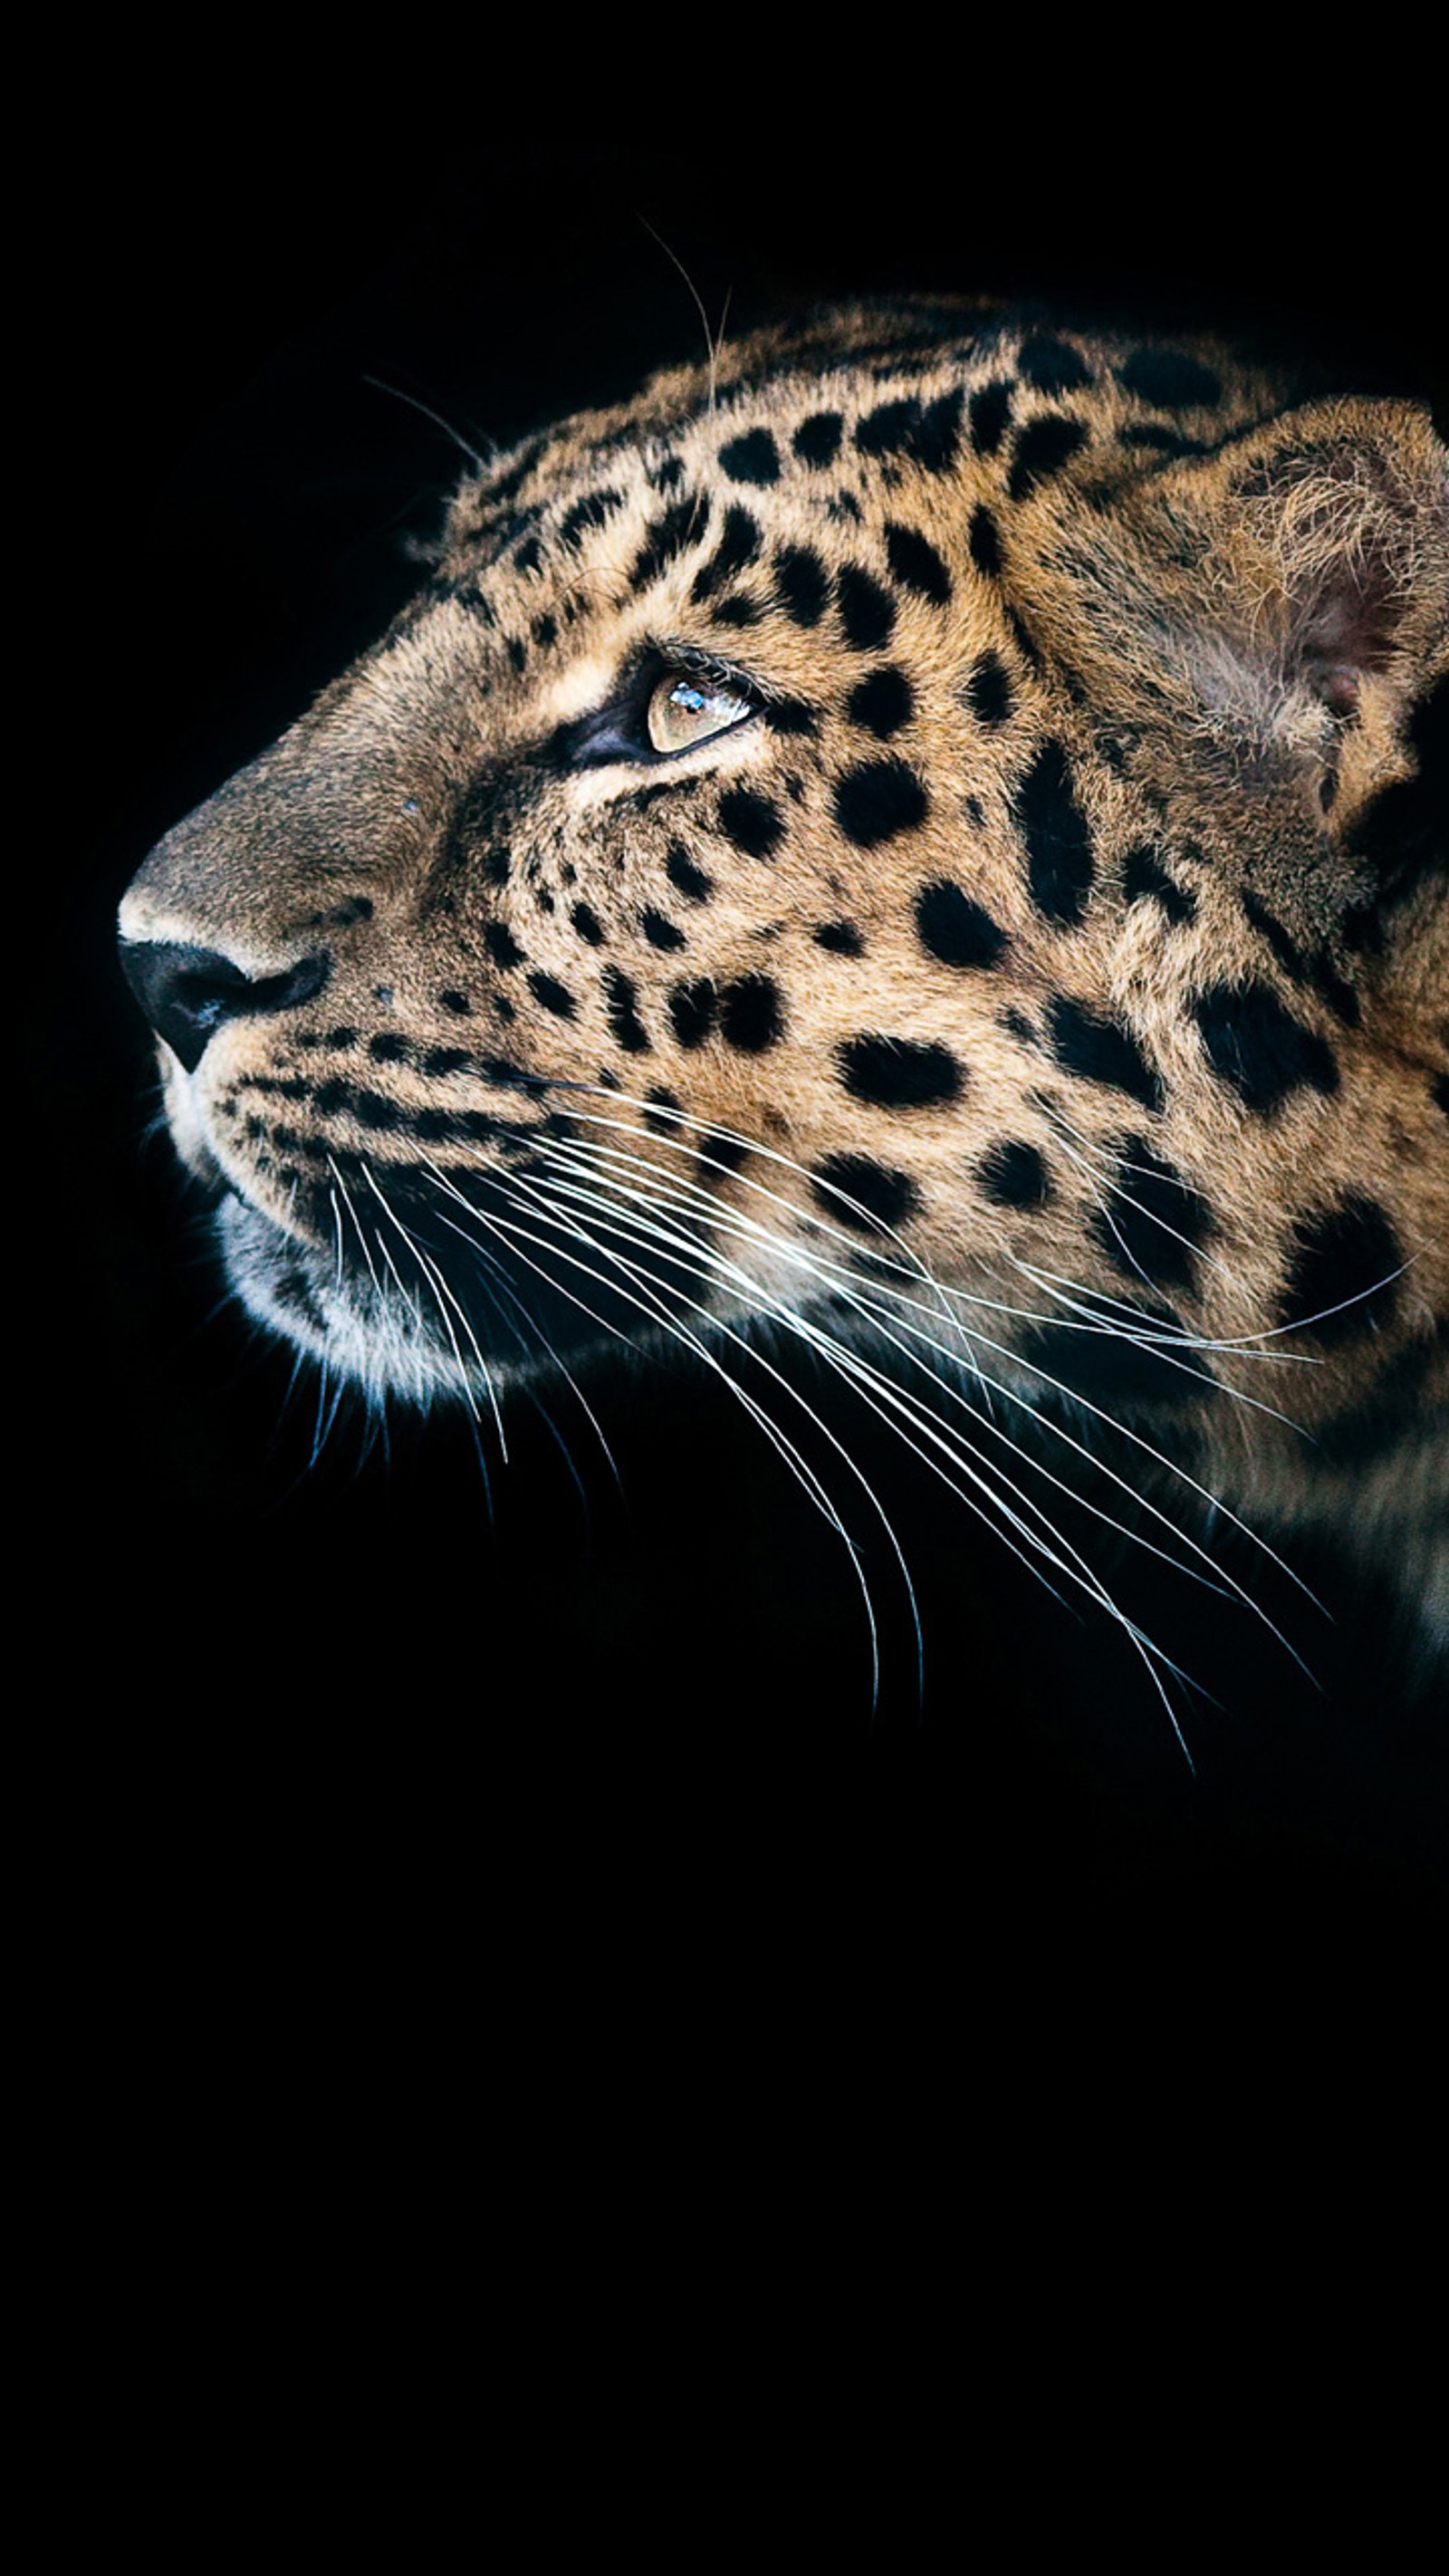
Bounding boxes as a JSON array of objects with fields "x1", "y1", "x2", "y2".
[{"x1": 648, "y1": 673, "x2": 753, "y2": 753}]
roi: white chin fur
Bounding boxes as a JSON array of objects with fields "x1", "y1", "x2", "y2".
[{"x1": 217, "y1": 1194, "x2": 490, "y2": 1408}]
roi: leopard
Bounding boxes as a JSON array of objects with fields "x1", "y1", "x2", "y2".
[{"x1": 118, "y1": 300, "x2": 1449, "y2": 1700}]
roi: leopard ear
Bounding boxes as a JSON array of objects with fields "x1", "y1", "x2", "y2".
[
  {"x1": 1130, "y1": 399, "x2": 1447, "y2": 817},
  {"x1": 1045, "y1": 396, "x2": 1447, "y2": 818},
  {"x1": 1184, "y1": 397, "x2": 1446, "y2": 714}
]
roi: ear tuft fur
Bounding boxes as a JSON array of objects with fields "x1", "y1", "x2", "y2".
[{"x1": 1226, "y1": 410, "x2": 1445, "y2": 718}]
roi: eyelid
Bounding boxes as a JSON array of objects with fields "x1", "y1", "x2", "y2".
[{"x1": 656, "y1": 642, "x2": 775, "y2": 703}]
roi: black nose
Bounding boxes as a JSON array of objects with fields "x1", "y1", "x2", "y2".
[{"x1": 119, "y1": 940, "x2": 331, "y2": 1072}]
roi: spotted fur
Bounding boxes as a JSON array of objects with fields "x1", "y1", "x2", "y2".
[{"x1": 120, "y1": 303, "x2": 1449, "y2": 1662}]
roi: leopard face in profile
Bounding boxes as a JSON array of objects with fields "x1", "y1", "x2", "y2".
[{"x1": 120, "y1": 303, "x2": 1449, "y2": 1669}]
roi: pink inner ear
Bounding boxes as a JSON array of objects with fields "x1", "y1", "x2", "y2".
[
  {"x1": 1310, "y1": 659, "x2": 1365, "y2": 716},
  {"x1": 1298, "y1": 551, "x2": 1400, "y2": 711}
]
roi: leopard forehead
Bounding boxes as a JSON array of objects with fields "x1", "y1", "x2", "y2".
[{"x1": 120, "y1": 301, "x2": 1449, "y2": 1557}]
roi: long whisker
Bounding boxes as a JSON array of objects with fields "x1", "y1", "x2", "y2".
[
  {"x1": 510, "y1": 1149, "x2": 1202, "y2": 1737},
  {"x1": 539, "y1": 1099, "x2": 1326, "y2": 1610},
  {"x1": 427, "y1": 1161, "x2": 917, "y2": 1702},
  {"x1": 525, "y1": 1125, "x2": 1320, "y2": 1674}
]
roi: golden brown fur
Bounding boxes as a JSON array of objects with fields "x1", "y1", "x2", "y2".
[{"x1": 119, "y1": 304, "x2": 1449, "y2": 1659}]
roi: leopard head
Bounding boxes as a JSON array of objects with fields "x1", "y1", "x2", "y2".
[{"x1": 120, "y1": 304, "x2": 1449, "y2": 1639}]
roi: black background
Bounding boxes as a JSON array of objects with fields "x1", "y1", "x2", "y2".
[{"x1": 37, "y1": 88, "x2": 1447, "y2": 2038}]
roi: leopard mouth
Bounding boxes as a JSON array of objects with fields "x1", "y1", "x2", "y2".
[
  {"x1": 216, "y1": 1162, "x2": 702, "y2": 1402},
  {"x1": 217, "y1": 1194, "x2": 473, "y2": 1403}
]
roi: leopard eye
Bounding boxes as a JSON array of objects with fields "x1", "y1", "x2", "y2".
[{"x1": 647, "y1": 671, "x2": 756, "y2": 755}]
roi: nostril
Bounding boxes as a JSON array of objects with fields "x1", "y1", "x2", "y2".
[{"x1": 119, "y1": 941, "x2": 331, "y2": 1073}]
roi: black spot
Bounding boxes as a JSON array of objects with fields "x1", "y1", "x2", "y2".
[
  {"x1": 720, "y1": 974, "x2": 782, "y2": 1052},
  {"x1": 438, "y1": 993, "x2": 470, "y2": 1017},
  {"x1": 422, "y1": 1047, "x2": 470, "y2": 1077},
  {"x1": 484, "y1": 921, "x2": 525, "y2": 969},
  {"x1": 1122, "y1": 423, "x2": 1194, "y2": 457},
  {"x1": 514, "y1": 535, "x2": 542, "y2": 573},
  {"x1": 837, "y1": 566, "x2": 896, "y2": 650},
  {"x1": 855, "y1": 397, "x2": 923, "y2": 458},
  {"x1": 915, "y1": 389, "x2": 965, "y2": 471},
  {"x1": 1241, "y1": 893, "x2": 1362, "y2": 1028},
  {"x1": 368, "y1": 1032, "x2": 408, "y2": 1062},
  {"x1": 916, "y1": 880, "x2": 1008, "y2": 969},
  {"x1": 1241, "y1": 889, "x2": 1309, "y2": 983},
  {"x1": 1434, "y1": 1071, "x2": 1449, "y2": 1120},
  {"x1": 668, "y1": 979, "x2": 717, "y2": 1047},
  {"x1": 814, "y1": 921, "x2": 864, "y2": 956},
  {"x1": 969, "y1": 381, "x2": 1012, "y2": 456},
  {"x1": 642, "y1": 908, "x2": 686, "y2": 951},
  {"x1": 884, "y1": 522, "x2": 952, "y2": 604},
  {"x1": 775, "y1": 544, "x2": 830, "y2": 626},
  {"x1": 532, "y1": 611, "x2": 558, "y2": 649},
  {"x1": 666, "y1": 844, "x2": 714, "y2": 903},
  {"x1": 643, "y1": 1090, "x2": 683, "y2": 1135},
  {"x1": 718, "y1": 428, "x2": 780, "y2": 486},
  {"x1": 629, "y1": 495, "x2": 708, "y2": 591},
  {"x1": 1313, "y1": 961, "x2": 1361, "y2": 1028},
  {"x1": 1019, "y1": 333, "x2": 1092, "y2": 394},
  {"x1": 528, "y1": 973, "x2": 576, "y2": 1019},
  {"x1": 847, "y1": 667, "x2": 914, "y2": 737},
  {"x1": 1089, "y1": 1138, "x2": 1213, "y2": 1293},
  {"x1": 1008, "y1": 414, "x2": 1088, "y2": 501},
  {"x1": 1048, "y1": 995, "x2": 1162, "y2": 1110},
  {"x1": 812, "y1": 1154, "x2": 920, "y2": 1230},
  {"x1": 793, "y1": 411, "x2": 843, "y2": 467},
  {"x1": 1001, "y1": 1007, "x2": 1036, "y2": 1046},
  {"x1": 690, "y1": 506, "x2": 762, "y2": 601},
  {"x1": 968, "y1": 505, "x2": 1002, "y2": 577},
  {"x1": 1281, "y1": 1196, "x2": 1402, "y2": 1343},
  {"x1": 1118, "y1": 348, "x2": 1223, "y2": 410},
  {"x1": 603, "y1": 966, "x2": 651, "y2": 1053},
  {"x1": 763, "y1": 697, "x2": 818, "y2": 738},
  {"x1": 718, "y1": 788, "x2": 784, "y2": 860},
  {"x1": 964, "y1": 651, "x2": 1013, "y2": 728},
  {"x1": 852, "y1": 386, "x2": 958, "y2": 469},
  {"x1": 713, "y1": 597, "x2": 760, "y2": 628},
  {"x1": 649, "y1": 456, "x2": 684, "y2": 491},
  {"x1": 507, "y1": 638, "x2": 527, "y2": 675},
  {"x1": 1014, "y1": 1310, "x2": 1198, "y2": 1415},
  {"x1": 834, "y1": 759, "x2": 929, "y2": 848},
  {"x1": 1014, "y1": 739, "x2": 1095, "y2": 924},
  {"x1": 838, "y1": 1034, "x2": 964, "y2": 1108},
  {"x1": 1194, "y1": 984, "x2": 1339, "y2": 1114},
  {"x1": 560, "y1": 488, "x2": 623, "y2": 551},
  {"x1": 571, "y1": 902, "x2": 605, "y2": 946},
  {"x1": 1005, "y1": 608, "x2": 1041, "y2": 670},
  {"x1": 1121, "y1": 844, "x2": 1196, "y2": 924},
  {"x1": 978, "y1": 1139, "x2": 1051, "y2": 1209},
  {"x1": 352, "y1": 1089, "x2": 403, "y2": 1131}
]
